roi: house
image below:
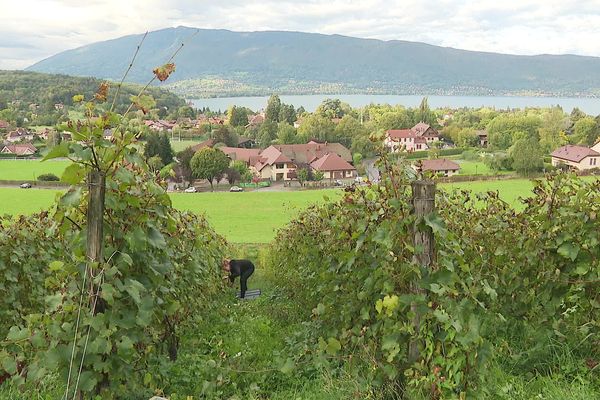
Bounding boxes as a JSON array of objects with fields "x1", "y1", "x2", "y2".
[
  {"x1": 414, "y1": 159, "x2": 460, "y2": 177},
  {"x1": 293, "y1": 118, "x2": 303, "y2": 129},
  {"x1": 384, "y1": 122, "x2": 440, "y2": 152},
  {"x1": 476, "y1": 130, "x2": 488, "y2": 147},
  {"x1": 245, "y1": 114, "x2": 265, "y2": 128},
  {"x1": 310, "y1": 152, "x2": 356, "y2": 180},
  {"x1": 54, "y1": 103, "x2": 65, "y2": 111},
  {"x1": 250, "y1": 141, "x2": 354, "y2": 181},
  {"x1": 237, "y1": 137, "x2": 256, "y2": 149},
  {"x1": 551, "y1": 142, "x2": 600, "y2": 171},
  {"x1": 219, "y1": 147, "x2": 262, "y2": 164},
  {"x1": 35, "y1": 128, "x2": 51, "y2": 140},
  {"x1": 190, "y1": 139, "x2": 216, "y2": 152},
  {"x1": 5, "y1": 128, "x2": 34, "y2": 143},
  {"x1": 144, "y1": 120, "x2": 177, "y2": 132},
  {"x1": 1, "y1": 143, "x2": 37, "y2": 156}
]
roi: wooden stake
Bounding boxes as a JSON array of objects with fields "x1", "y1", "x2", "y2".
[
  {"x1": 408, "y1": 180, "x2": 435, "y2": 363},
  {"x1": 86, "y1": 170, "x2": 106, "y2": 264}
]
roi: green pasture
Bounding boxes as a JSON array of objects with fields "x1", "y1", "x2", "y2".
[
  {"x1": 1, "y1": 177, "x2": 596, "y2": 242},
  {"x1": 455, "y1": 160, "x2": 511, "y2": 176},
  {"x1": 0, "y1": 160, "x2": 71, "y2": 181},
  {"x1": 170, "y1": 139, "x2": 203, "y2": 152}
]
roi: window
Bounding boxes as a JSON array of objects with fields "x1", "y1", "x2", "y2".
[
  {"x1": 591, "y1": 158, "x2": 597, "y2": 166},
  {"x1": 275, "y1": 163, "x2": 285, "y2": 169}
]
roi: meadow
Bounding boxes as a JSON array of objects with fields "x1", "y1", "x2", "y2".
[
  {"x1": 0, "y1": 160, "x2": 71, "y2": 181},
  {"x1": 0, "y1": 178, "x2": 547, "y2": 242}
]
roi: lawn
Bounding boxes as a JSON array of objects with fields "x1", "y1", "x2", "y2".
[
  {"x1": 1, "y1": 177, "x2": 595, "y2": 242},
  {"x1": 0, "y1": 188, "x2": 340, "y2": 243},
  {"x1": 0, "y1": 160, "x2": 71, "y2": 181},
  {"x1": 170, "y1": 139, "x2": 203, "y2": 152},
  {"x1": 170, "y1": 190, "x2": 340, "y2": 242},
  {"x1": 455, "y1": 160, "x2": 511, "y2": 176}
]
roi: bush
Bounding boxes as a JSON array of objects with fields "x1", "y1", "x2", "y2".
[{"x1": 36, "y1": 173, "x2": 60, "y2": 181}]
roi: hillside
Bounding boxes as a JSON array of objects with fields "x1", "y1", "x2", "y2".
[
  {"x1": 0, "y1": 70, "x2": 186, "y2": 116},
  {"x1": 27, "y1": 26, "x2": 600, "y2": 98}
]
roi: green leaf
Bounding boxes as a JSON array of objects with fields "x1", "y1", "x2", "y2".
[
  {"x1": 279, "y1": 358, "x2": 295, "y2": 374},
  {"x1": 7, "y1": 326, "x2": 29, "y2": 342},
  {"x1": 557, "y1": 243, "x2": 580, "y2": 261},
  {"x1": 101, "y1": 283, "x2": 116, "y2": 304},
  {"x1": 49, "y1": 261, "x2": 64, "y2": 271},
  {"x1": 124, "y1": 279, "x2": 145, "y2": 304},
  {"x1": 147, "y1": 227, "x2": 166, "y2": 248},
  {"x1": 424, "y1": 212, "x2": 447, "y2": 235},
  {"x1": 42, "y1": 142, "x2": 70, "y2": 161},
  {"x1": 61, "y1": 163, "x2": 86, "y2": 184},
  {"x1": 60, "y1": 187, "x2": 82, "y2": 208},
  {"x1": 325, "y1": 337, "x2": 341, "y2": 355},
  {"x1": 1, "y1": 356, "x2": 17, "y2": 375}
]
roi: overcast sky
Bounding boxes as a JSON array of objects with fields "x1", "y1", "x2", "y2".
[{"x1": 2, "y1": 0, "x2": 600, "y2": 70}]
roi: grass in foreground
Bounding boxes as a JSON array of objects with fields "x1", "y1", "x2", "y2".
[{"x1": 0, "y1": 160, "x2": 71, "y2": 181}]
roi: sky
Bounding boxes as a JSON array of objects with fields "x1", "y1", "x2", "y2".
[{"x1": 1, "y1": 0, "x2": 600, "y2": 70}]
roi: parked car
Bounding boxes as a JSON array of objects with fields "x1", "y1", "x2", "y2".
[
  {"x1": 19, "y1": 183, "x2": 32, "y2": 189},
  {"x1": 333, "y1": 179, "x2": 344, "y2": 186},
  {"x1": 229, "y1": 186, "x2": 244, "y2": 192},
  {"x1": 184, "y1": 186, "x2": 197, "y2": 193}
]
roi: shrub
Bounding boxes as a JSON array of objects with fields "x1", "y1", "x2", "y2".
[{"x1": 37, "y1": 173, "x2": 60, "y2": 181}]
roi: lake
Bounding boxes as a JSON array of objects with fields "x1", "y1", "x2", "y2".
[{"x1": 191, "y1": 94, "x2": 600, "y2": 115}]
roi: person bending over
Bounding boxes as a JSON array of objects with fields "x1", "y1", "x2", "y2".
[{"x1": 222, "y1": 258, "x2": 255, "y2": 299}]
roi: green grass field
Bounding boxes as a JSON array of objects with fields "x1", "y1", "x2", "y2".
[
  {"x1": 170, "y1": 190, "x2": 339, "y2": 242},
  {"x1": 2, "y1": 177, "x2": 596, "y2": 242},
  {"x1": 0, "y1": 160, "x2": 71, "y2": 181},
  {"x1": 170, "y1": 139, "x2": 203, "y2": 152},
  {"x1": 455, "y1": 160, "x2": 511, "y2": 176}
]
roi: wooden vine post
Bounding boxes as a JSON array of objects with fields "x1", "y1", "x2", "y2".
[
  {"x1": 408, "y1": 179, "x2": 436, "y2": 363},
  {"x1": 86, "y1": 170, "x2": 106, "y2": 265}
]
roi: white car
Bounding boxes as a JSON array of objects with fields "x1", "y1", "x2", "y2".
[
  {"x1": 184, "y1": 186, "x2": 197, "y2": 193},
  {"x1": 20, "y1": 182, "x2": 32, "y2": 189},
  {"x1": 229, "y1": 186, "x2": 243, "y2": 192}
]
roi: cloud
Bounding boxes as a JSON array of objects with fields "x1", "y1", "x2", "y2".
[{"x1": 1, "y1": 0, "x2": 600, "y2": 70}]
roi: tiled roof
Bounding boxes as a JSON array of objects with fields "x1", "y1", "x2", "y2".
[
  {"x1": 387, "y1": 129, "x2": 415, "y2": 139},
  {"x1": 191, "y1": 139, "x2": 216, "y2": 152},
  {"x1": 220, "y1": 147, "x2": 261, "y2": 163},
  {"x1": 551, "y1": 145, "x2": 599, "y2": 163},
  {"x1": 310, "y1": 153, "x2": 356, "y2": 172}
]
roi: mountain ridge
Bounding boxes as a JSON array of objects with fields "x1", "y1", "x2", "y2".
[{"x1": 27, "y1": 26, "x2": 600, "y2": 98}]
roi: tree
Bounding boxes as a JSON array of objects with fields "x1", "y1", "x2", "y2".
[
  {"x1": 539, "y1": 107, "x2": 567, "y2": 153},
  {"x1": 297, "y1": 114, "x2": 335, "y2": 143},
  {"x1": 158, "y1": 133, "x2": 174, "y2": 165},
  {"x1": 510, "y1": 136, "x2": 544, "y2": 176},
  {"x1": 225, "y1": 167, "x2": 241, "y2": 185},
  {"x1": 335, "y1": 115, "x2": 367, "y2": 148},
  {"x1": 147, "y1": 155, "x2": 164, "y2": 172},
  {"x1": 277, "y1": 123, "x2": 297, "y2": 144},
  {"x1": 175, "y1": 147, "x2": 195, "y2": 183},
  {"x1": 573, "y1": 116, "x2": 599, "y2": 145},
  {"x1": 258, "y1": 121, "x2": 278, "y2": 148},
  {"x1": 265, "y1": 94, "x2": 282, "y2": 123},
  {"x1": 177, "y1": 105, "x2": 196, "y2": 119},
  {"x1": 230, "y1": 160, "x2": 251, "y2": 183},
  {"x1": 228, "y1": 106, "x2": 249, "y2": 127},
  {"x1": 212, "y1": 125, "x2": 237, "y2": 147},
  {"x1": 297, "y1": 168, "x2": 309, "y2": 186},
  {"x1": 415, "y1": 97, "x2": 435, "y2": 125},
  {"x1": 316, "y1": 98, "x2": 349, "y2": 119},
  {"x1": 278, "y1": 104, "x2": 297, "y2": 125},
  {"x1": 190, "y1": 148, "x2": 230, "y2": 191},
  {"x1": 144, "y1": 133, "x2": 161, "y2": 160},
  {"x1": 313, "y1": 170, "x2": 324, "y2": 181}
]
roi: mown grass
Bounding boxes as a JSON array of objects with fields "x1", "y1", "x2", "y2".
[
  {"x1": 455, "y1": 160, "x2": 511, "y2": 176},
  {"x1": 170, "y1": 139, "x2": 204, "y2": 152},
  {"x1": 0, "y1": 160, "x2": 71, "y2": 181}
]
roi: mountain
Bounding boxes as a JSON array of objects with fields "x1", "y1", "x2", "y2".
[{"x1": 27, "y1": 26, "x2": 600, "y2": 98}]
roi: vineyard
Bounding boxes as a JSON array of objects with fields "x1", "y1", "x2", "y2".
[{"x1": 0, "y1": 58, "x2": 598, "y2": 400}]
